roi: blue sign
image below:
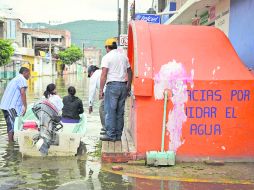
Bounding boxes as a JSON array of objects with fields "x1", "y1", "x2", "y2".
[{"x1": 135, "y1": 13, "x2": 161, "y2": 24}]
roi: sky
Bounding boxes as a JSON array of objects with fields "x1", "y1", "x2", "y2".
[{"x1": 0, "y1": 0, "x2": 153, "y2": 23}]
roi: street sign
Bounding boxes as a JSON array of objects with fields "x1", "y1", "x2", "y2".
[
  {"x1": 120, "y1": 34, "x2": 128, "y2": 46},
  {"x1": 135, "y1": 13, "x2": 161, "y2": 24}
]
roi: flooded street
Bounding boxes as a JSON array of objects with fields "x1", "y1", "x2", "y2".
[
  {"x1": 0, "y1": 74, "x2": 132, "y2": 190},
  {"x1": 0, "y1": 74, "x2": 253, "y2": 190}
]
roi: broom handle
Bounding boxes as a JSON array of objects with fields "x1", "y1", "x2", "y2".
[{"x1": 161, "y1": 90, "x2": 168, "y2": 152}]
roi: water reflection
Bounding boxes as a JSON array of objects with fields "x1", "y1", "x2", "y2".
[
  {"x1": 0, "y1": 74, "x2": 97, "y2": 190},
  {"x1": 0, "y1": 74, "x2": 136, "y2": 190},
  {"x1": 126, "y1": 178, "x2": 254, "y2": 190},
  {"x1": 56, "y1": 171, "x2": 133, "y2": 190},
  {"x1": 16, "y1": 156, "x2": 86, "y2": 189},
  {"x1": 0, "y1": 143, "x2": 23, "y2": 189}
]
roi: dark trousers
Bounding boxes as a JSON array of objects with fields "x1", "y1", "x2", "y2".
[
  {"x1": 99, "y1": 99, "x2": 105, "y2": 129},
  {"x1": 2, "y1": 109, "x2": 17, "y2": 133}
]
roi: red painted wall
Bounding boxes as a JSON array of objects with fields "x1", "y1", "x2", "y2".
[{"x1": 127, "y1": 21, "x2": 254, "y2": 161}]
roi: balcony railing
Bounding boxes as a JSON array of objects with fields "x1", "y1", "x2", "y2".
[
  {"x1": 15, "y1": 47, "x2": 34, "y2": 56},
  {"x1": 34, "y1": 41, "x2": 63, "y2": 46}
]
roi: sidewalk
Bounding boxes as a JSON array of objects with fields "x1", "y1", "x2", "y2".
[
  {"x1": 102, "y1": 161, "x2": 254, "y2": 185},
  {"x1": 101, "y1": 127, "x2": 136, "y2": 163}
]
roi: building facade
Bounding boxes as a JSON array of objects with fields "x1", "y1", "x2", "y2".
[
  {"x1": 17, "y1": 25, "x2": 71, "y2": 56},
  {"x1": 158, "y1": 0, "x2": 254, "y2": 69},
  {"x1": 84, "y1": 47, "x2": 102, "y2": 67},
  {"x1": 0, "y1": 18, "x2": 32, "y2": 78},
  {"x1": 0, "y1": 15, "x2": 72, "y2": 79}
]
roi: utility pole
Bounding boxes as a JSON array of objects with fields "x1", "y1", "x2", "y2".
[
  {"x1": 82, "y1": 42, "x2": 86, "y2": 67},
  {"x1": 117, "y1": 0, "x2": 121, "y2": 44},
  {"x1": 48, "y1": 21, "x2": 53, "y2": 75},
  {"x1": 49, "y1": 21, "x2": 52, "y2": 60},
  {"x1": 123, "y1": 0, "x2": 128, "y2": 34},
  {"x1": 130, "y1": 0, "x2": 135, "y2": 20}
]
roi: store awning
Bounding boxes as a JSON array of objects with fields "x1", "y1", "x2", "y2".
[{"x1": 164, "y1": 0, "x2": 218, "y2": 25}]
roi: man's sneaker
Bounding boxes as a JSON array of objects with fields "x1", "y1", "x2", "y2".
[{"x1": 100, "y1": 135, "x2": 115, "y2": 142}]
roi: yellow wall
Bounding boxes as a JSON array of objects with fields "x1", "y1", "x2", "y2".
[
  {"x1": 22, "y1": 55, "x2": 38, "y2": 77},
  {"x1": 56, "y1": 60, "x2": 63, "y2": 74},
  {"x1": 27, "y1": 76, "x2": 38, "y2": 93}
]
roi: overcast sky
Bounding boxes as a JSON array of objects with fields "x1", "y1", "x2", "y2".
[{"x1": 0, "y1": 0, "x2": 153, "y2": 23}]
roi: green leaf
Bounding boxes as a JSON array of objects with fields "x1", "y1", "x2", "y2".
[
  {"x1": 0, "y1": 39, "x2": 14, "y2": 66},
  {"x1": 58, "y1": 45, "x2": 82, "y2": 65}
]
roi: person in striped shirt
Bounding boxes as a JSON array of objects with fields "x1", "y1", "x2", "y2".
[{"x1": 0, "y1": 67, "x2": 30, "y2": 142}]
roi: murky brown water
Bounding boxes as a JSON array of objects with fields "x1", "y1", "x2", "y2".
[
  {"x1": 0, "y1": 74, "x2": 133, "y2": 190},
  {"x1": 0, "y1": 74, "x2": 253, "y2": 190}
]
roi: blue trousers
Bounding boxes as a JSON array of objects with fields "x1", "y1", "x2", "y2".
[{"x1": 104, "y1": 82, "x2": 127, "y2": 140}]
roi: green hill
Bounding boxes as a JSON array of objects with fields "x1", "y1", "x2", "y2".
[
  {"x1": 52, "y1": 20, "x2": 118, "y2": 50},
  {"x1": 25, "y1": 20, "x2": 118, "y2": 52}
]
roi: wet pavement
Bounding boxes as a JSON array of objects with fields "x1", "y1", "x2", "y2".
[{"x1": 0, "y1": 74, "x2": 253, "y2": 190}]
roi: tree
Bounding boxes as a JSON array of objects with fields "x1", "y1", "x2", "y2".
[
  {"x1": 0, "y1": 39, "x2": 14, "y2": 66},
  {"x1": 58, "y1": 45, "x2": 82, "y2": 65}
]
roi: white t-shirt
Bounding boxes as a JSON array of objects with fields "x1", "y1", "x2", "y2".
[
  {"x1": 88, "y1": 69, "x2": 106, "y2": 106},
  {"x1": 101, "y1": 49, "x2": 130, "y2": 83},
  {"x1": 89, "y1": 69, "x2": 101, "y2": 106},
  {"x1": 43, "y1": 94, "x2": 63, "y2": 113}
]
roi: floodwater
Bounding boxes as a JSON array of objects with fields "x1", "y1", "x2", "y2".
[{"x1": 0, "y1": 74, "x2": 253, "y2": 190}]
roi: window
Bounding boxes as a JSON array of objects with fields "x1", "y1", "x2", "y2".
[
  {"x1": 6, "y1": 20, "x2": 16, "y2": 39},
  {"x1": 51, "y1": 38, "x2": 58, "y2": 42},
  {"x1": 22, "y1": 33, "x2": 28, "y2": 47}
]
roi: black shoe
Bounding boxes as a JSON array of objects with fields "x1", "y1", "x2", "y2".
[
  {"x1": 116, "y1": 135, "x2": 122, "y2": 141},
  {"x1": 100, "y1": 131, "x2": 106, "y2": 135},
  {"x1": 101, "y1": 128, "x2": 106, "y2": 132},
  {"x1": 100, "y1": 135, "x2": 116, "y2": 142}
]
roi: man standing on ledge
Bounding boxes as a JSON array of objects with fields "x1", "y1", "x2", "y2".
[
  {"x1": 99, "y1": 38, "x2": 132, "y2": 141},
  {"x1": 0, "y1": 67, "x2": 30, "y2": 142},
  {"x1": 87, "y1": 65, "x2": 106, "y2": 135}
]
